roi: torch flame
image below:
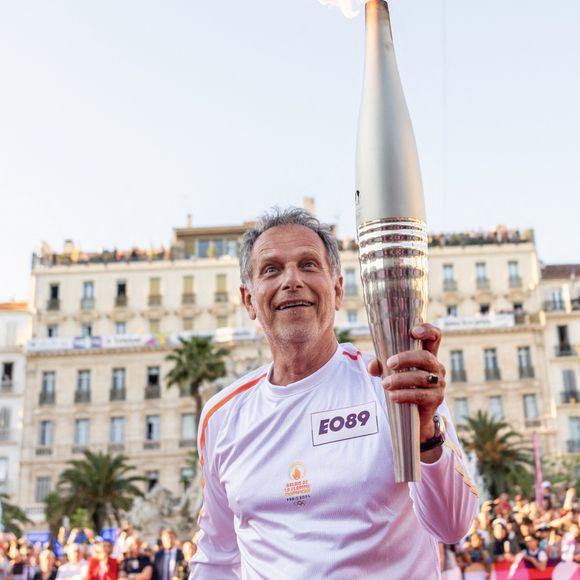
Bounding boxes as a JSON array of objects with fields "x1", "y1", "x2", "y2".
[{"x1": 318, "y1": 0, "x2": 364, "y2": 19}]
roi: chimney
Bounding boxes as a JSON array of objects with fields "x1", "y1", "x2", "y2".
[
  {"x1": 303, "y1": 197, "x2": 316, "y2": 216},
  {"x1": 187, "y1": 213, "x2": 193, "y2": 228}
]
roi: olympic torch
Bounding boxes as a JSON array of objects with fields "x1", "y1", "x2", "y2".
[{"x1": 356, "y1": 0, "x2": 428, "y2": 482}]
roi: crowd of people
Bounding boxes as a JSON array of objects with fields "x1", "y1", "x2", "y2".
[
  {"x1": 0, "y1": 527, "x2": 198, "y2": 580},
  {"x1": 442, "y1": 487, "x2": 580, "y2": 579}
]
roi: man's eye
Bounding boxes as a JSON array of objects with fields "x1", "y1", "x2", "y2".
[
  {"x1": 303, "y1": 261, "x2": 317, "y2": 268},
  {"x1": 264, "y1": 266, "x2": 278, "y2": 274}
]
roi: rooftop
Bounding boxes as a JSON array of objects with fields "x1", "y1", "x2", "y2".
[
  {"x1": 541, "y1": 264, "x2": 580, "y2": 280},
  {"x1": 0, "y1": 302, "x2": 28, "y2": 312}
]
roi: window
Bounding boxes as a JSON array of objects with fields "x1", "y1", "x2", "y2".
[
  {"x1": 35, "y1": 477, "x2": 51, "y2": 502},
  {"x1": 181, "y1": 414, "x2": 196, "y2": 441},
  {"x1": 182, "y1": 276, "x2": 194, "y2": 303},
  {"x1": 216, "y1": 315, "x2": 228, "y2": 328},
  {"x1": 115, "y1": 321, "x2": 127, "y2": 335},
  {"x1": 146, "y1": 416, "x2": 160, "y2": 441},
  {"x1": 443, "y1": 264, "x2": 455, "y2": 281},
  {"x1": 80, "y1": 324, "x2": 92, "y2": 338},
  {"x1": 183, "y1": 317, "x2": 194, "y2": 331},
  {"x1": 147, "y1": 367, "x2": 160, "y2": 387},
  {"x1": 47, "y1": 324, "x2": 58, "y2": 337},
  {"x1": 570, "y1": 417, "x2": 580, "y2": 442},
  {"x1": 149, "y1": 278, "x2": 161, "y2": 306},
  {"x1": 110, "y1": 417, "x2": 125, "y2": 444},
  {"x1": 450, "y1": 351, "x2": 466, "y2": 382},
  {"x1": 563, "y1": 369, "x2": 578, "y2": 394},
  {"x1": 77, "y1": 370, "x2": 91, "y2": 392},
  {"x1": 446, "y1": 305, "x2": 458, "y2": 317},
  {"x1": 344, "y1": 269, "x2": 358, "y2": 296},
  {"x1": 1, "y1": 362, "x2": 13, "y2": 381},
  {"x1": 41, "y1": 372, "x2": 56, "y2": 394},
  {"x1": 484, "y1": 348, "x2": 498, "y2": 369},
  {"x1": 0, "y1": 408, "x2": 11, "y2": 435},
  {"x1": 49, "y1": 284, "x2": 59, "y2": 300},
  {"x1": 523, "y1": 394, "x2": 538, "y2": 419},
  {"x1": 518, "y1": 347, "x2": 533, "y2": 370},
  {"x1": 455, "y1": 399, "x2": 469, "y2": 424},
  {"x1": 488, "y1": 396, "x2": 504, "y2": 420},
  {"x1": 150, "y1": 319, "x2": 160, "y2": 334},
  {"x1": 347, "y1": 310, "x2": 358, "y2": 323},
  {"x1": 475, "y1": 262, "x2": 487, "y2": 281},
  {"x1": 0, "y1": 457, "x2": 7, "y2": 484},
  {"x1": 82, "y1": 281, "x2": 94, "y2": 299},
  {"x1": 215, "y1": 274, "x2": 228, "y2": 302},
  {"x1": 116, "y1": 281, "x2": 127, "y2": 298},
  {"x1": 479, "y1": 304, "x2": 490, "y2": 315},
  {"x1": 145, "y1": 470, "x2": 159, "y2": 492},
  {"x1": 74, "y1": 419, "x2": 90, "y2": 446},
  {"x1": 508, "y1": 261, "x2": 520, "y2": 279},
  {"x1": 112, "y1": 368, "x2": 126, "y2": 391},
  {"x1": 39, "y1": 421, "x2": 54, "y2": 447},
  {"x1": 197, "y1": 240, "x2": 209, "y2": 258}
]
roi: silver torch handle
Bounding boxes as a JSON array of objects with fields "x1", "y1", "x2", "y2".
[{"x1": 355, "y1": 0, "x2": 429, "y2": 483}]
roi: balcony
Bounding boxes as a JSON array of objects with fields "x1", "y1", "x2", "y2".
[
  {"x1": 0, "y1": 379, "x2": 13, "y2": 393},
  {"x1": 74, "y1": 390, "x2": 91, "y2": 404},
  {"x1": 555, "y1": 345, "x2": 576, "y2": 357},
  {"x1": 509, "y1": 276, "x2": 522, "y2": 289},
  {"x1": 485, "y1": 368, "x2": 501, "y2": 381},
  {"x1": 80, "y1": 297, "x2": 95, "y2": 310},
  {"x1": 451, "y1": 369, "x2": 467, "y2": 383},
  {"x1": 143, "y1": 440, "x2": 161, "y2": 451},
  {"x1": 215, "y1": 292, "x2": 229, "y2": 303},
  {"x1": 567, "y1": 439, "x2": 580, "y2": 453},
  {"x1": 561, "y1": 391, "x2": 579, "y2": 405},
  {"x1": 443, "y1": 279, "x2": 458, "y2": 292},
  {"x1": 72, "y1": 445, "x2": 88, "y2": 455},
  {"x1": 39, "y1": 391, "x2": 55, "y2": 405},
  {"x1": 476, "y1": 278, "x2": 490, "y2": 290},
  {"x1": 115, "y1": 295, "x2": 128, "y2": 308},
  {"x1": 46, "y1": 298, "x2": 60, "y2": 311},
  {"x1": 148, "y1": 295, "x2": 162, "y2": 306},
  {"x1": 35, "y1": 446, "x2": 53, "y2": 457},
  {"x1": 182, "y1": 293, "x2": 196, "y2": 305},
  {"x1": 344, "y1": 285, "x2": 358, "y2": 297},
  {"x1": 544, "y1": 300, "x2": 566, "y2": 312},
  {"x1": 519, "y1": 366, "x2": 535, "y2": 379},
  {"x1": 179, "y1": 439, "x2": 196, "y2": 448},
  {"x1": 145, "y1": 385, "x2": 161, "y2": 399},
  {"x1": 108, "y1": 443, "x2": 125, "y2": 453},
  {"x1": 110, "y1": 387, "x2": 126, "y2": 402},
  {"x1": 524, "y1": 418, "x2": 542, "y2": 428}
]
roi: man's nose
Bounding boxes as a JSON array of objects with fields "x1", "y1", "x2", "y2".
[{"x1": 281, "y1": 265, "x2": 304, "y2": 289}]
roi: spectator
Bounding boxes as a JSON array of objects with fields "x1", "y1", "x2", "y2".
[
  {"x1": 119, "y1": 537, "x2": 152, "y2": 580},
  {"x1": 152, "y1": 530, "x2": 182, "y2": 580},
  {"x1": 87, "y1": 540, "x2": 118, "y2": 580},
  {"x1": 32, "y1": 551, "x2": 57, "y2": 580}
]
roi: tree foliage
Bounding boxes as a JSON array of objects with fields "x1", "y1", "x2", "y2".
[
  {"x1": 0, "y1": 493, "x2": 32, "y2": 536},
  {"x1": 54, "y1": 450, "x2": 144, "y2": 533},
  {"x1": 334, "y1": 328, "x2": 352, "y2": 344},
  {"x1": 461, "y1": 410, "x2": 533, "y2": 498},
  {"x1": 166, "y1": 336, "x2": 230, "y2": 425}
]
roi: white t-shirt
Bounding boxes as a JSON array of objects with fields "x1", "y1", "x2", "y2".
[
  {"x1": 191, "y1": 344, "x2": 479, "y2": 579},
  {"x1": 56, "y1": 561, "x2": 88, "y2": 580}
]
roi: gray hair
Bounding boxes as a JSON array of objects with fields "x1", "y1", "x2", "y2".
[{"x1": 239, "y1": 207, "x2": 341, "y2": 287}]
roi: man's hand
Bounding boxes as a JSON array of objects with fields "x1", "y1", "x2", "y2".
[{"x1": 368, "y1": 323, "x2": 446, "y2": 448}]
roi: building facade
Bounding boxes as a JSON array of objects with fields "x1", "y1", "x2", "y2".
[{"x1": 0, "y1": 302, "x2": 32, "y2": 500}]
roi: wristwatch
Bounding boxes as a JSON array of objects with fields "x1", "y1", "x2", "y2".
[{"x1": 420, "y1": 413, "x2": 445, "y2": 453}]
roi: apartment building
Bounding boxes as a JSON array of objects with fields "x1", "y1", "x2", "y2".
[{"x1": 0, "y1": 302, "x2": 32, "y2": 500}]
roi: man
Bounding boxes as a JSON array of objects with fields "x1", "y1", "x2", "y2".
[
  {"x1": 190, "y1": 208, "x2": 478, "y2": 578},
  {"x1": 119, "y1": 536, "x2": 153, "y2": 580},
  {"x1": 153, "y1": 530, "x2": 183, "y2": 580}
]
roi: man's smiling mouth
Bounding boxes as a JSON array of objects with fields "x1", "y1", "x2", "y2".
[{"x1": 275, "y1": 300, "x2": 314, "y2": 311}]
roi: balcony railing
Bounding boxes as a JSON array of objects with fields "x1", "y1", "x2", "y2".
[
  {"x1": 143, "y1": 440, "x2": 161, "y2": 450},
  {"x1": 179, "y1": 438, "x2": 196, "y2": 448},
  {"x1": 115, "y1": 295, "x2": 128, "y2": 308},
  {"x1": 46, "y1": 298, "x2": 60, "y2": 311},
  {"x1": 344, "y1": 285, "x2": 358, "y2": 297},
  {"x1": 74, "y1": 390, "x2": 91, "y2": 404},
  {"x1": 561, "y1": 391, "x2": 579, "y2": 405},
  {"x1": 451, "y1": 369, "x2": 467, "y2": 383},
  {"x1": 555, "y1": 345, "x2": 576, "y2": 357},
  {"x1": 524, "y1": 418, "x2": 541, "y2": 428},
  {"x1": 39, "y1": 391, "x2": 55, "y2": 405},
  {"x1": 108, "y1": 443, "x2": 125, "y2": 453},
  {"x1": 215, "y1": 292, "x2": 229, "y2": 303},
  {"x1": 80, "y1": 297, "x2": 95, "y2": 310},
  {"x1": 35, "y1": 446, "x2": 53, "y2": 456},
  {"x1": 148, "y1": 295, "x2": 162, "y2": 306},
  {"x1": 72, "y1": 445, "x2": 88, "y2": 455},
  {"x1": 476, "y1": 278, "x2": 490, "y2": 290},
  {"x1": 544, "y1": 300, "x2": 566, "y2": 312},
  {"x1": 443, "y1": 279, "x2": 458, "y2": 292},
  {"x1": 145, "y1": 385, "x2": 161, "y2": 399},
  {"x1": 110, "y1": 387, "x2": 126, "y2": 402},
  {"x1": 485, "y1": 368, "x2": 501, "y2": 381},
  {"x1": 519, "y1": 366, "x2": 535, "y2": 379},
  {"x1": 0, "y1": 379, "x2": 13, "y2": 392},
  {"x1": 567, "y1": 439, "x2": 580, "y2": 453},
  {"x1": 509, "y1": 276, "x2": 522, "y2": 289},
  {"x1": 182, "y1": 293, "x2": 196, "y2": 305}
]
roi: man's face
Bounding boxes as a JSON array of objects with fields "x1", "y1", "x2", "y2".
[
  {"x1": 161, "y1": 532, "x2": 174, "y2": 550},
  {"x1": 240, "y1": 225, "x2": 343, "y2": 348}
]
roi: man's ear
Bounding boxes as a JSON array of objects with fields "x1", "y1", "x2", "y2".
[
  {"x1": 334, "y1": 275, "x2": 344, "y2": 311},
  {"x1": 240, "y1": 285, "x2": 256, "y2": 320}
]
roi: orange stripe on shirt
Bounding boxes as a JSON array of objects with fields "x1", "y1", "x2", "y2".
[
  {"x1": 342, "y1": 350, "x2": 362, "y2": 361},
  {"x1": 199, "y1": 372, "x2": 267, "y2": 452}
]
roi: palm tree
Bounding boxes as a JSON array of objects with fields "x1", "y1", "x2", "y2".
[
  {"x1": 44, "y1": 490, "x2": 65, "y2": 543},
  {"x1": 56, "y1": 450, "x2": 145, "y2": 533},
  {"x1": 166, "y1": 336, "x2": 230, "y2": 427},
  {"x1": 461, "y1": 410, "x2": 533, "y2": 498},
  {"x1": 334, "y1": 328, "x2": 352, "y2": 344},
  {"x1": 1, "y1": 493, "x2": 32, "y2": 535}
]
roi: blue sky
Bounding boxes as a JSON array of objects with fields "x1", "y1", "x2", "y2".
[{"x1": 1, "y1": 0, "x2": 579, "y2": 301}]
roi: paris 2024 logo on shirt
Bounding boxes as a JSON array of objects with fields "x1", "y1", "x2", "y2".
[{"x1": 284, "y1": 462, "x2": 311, "y2": 507}]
